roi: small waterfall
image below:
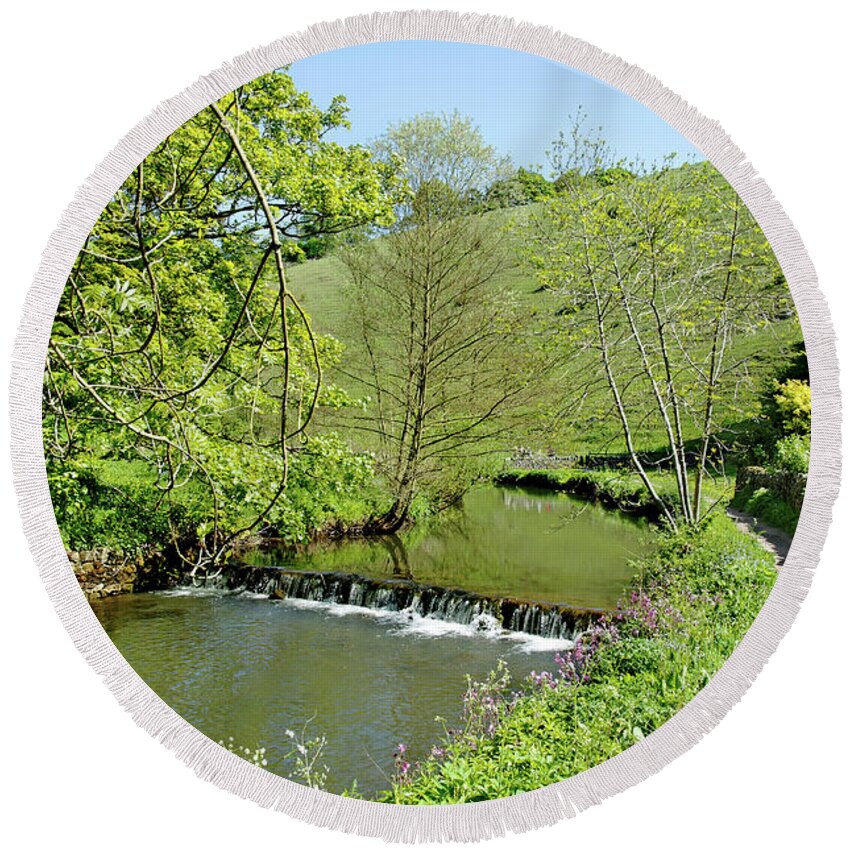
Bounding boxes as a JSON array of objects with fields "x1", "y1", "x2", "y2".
[{"x1": 199, "y1": 565, "x2": 597, "y2": 640}]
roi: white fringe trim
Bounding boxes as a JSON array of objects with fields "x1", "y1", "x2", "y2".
[{"x1": 8, "y1": 9, "x2": 841, "y2": 843}]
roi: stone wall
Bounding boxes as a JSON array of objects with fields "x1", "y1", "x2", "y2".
[
  {"x1": 69, "y1": 547, "x2": 175, "y2": 601},
  {"x1": 508, "y1": 448, "x2": 707, "y2": 472},
  {"x1": 735, "y1": 466, "x2": 808, "y2": 513},
  {"x1": 508, "y1": 451, "x2": 578, "y2": 470}
]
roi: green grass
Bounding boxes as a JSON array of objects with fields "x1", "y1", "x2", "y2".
[
  {"x1": 287, "y1": 192, "x2": 803, "y2": 460},
  {"x1": 287, "y1": 255, "x2": 353, "y2": 335},
  {"x1": 287, "y1": 207, "x2": 542, "y2": 336}
]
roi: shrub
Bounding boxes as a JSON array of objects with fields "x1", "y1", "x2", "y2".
[
  {"x1": 589, "y1": 636, "x2": 666, "y2": 678},
  {"x1": 46, "y1": 457, "x2": 209, "y2": 551},
  {"x1": 774, "y1": 379, "x2": 811, "y2": 434},
  {"x1": 731, "y1": 486, "x2": 799, "y2": 535},
  {"x1": 772, "y1": 434, "x2": 810, "y2": 474}
]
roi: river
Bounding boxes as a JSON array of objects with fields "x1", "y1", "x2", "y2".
[{"x1": 91, "y1": 484, "x2": 651, "y2": 797}]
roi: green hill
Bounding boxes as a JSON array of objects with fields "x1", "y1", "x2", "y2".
[
  {"x1": 287, "y1": 205, "x2": 541, "y2": 335},
  {"x1": 286, "y1": 181, "x2": 803, "y2": 458}
]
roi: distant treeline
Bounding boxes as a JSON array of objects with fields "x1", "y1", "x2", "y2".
[{"x1": 293, "y1": 165, "x2": 643, "y2": 260}]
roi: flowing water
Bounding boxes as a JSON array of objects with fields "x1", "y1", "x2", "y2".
[{"x1": 91, "y1": 485, "x2": 652, "y2": 797}]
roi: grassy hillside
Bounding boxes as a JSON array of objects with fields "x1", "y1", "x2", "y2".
[
  {"x1": 287, "y1": 206, "x2": 541, "y2": 335},
  {"x1": 287, "y1": 181, "x2": 803, "y2": 458}
]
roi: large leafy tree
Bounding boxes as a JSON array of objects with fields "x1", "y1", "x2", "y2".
[{"x1": 44, "y1": 70, "x2": 400, "y2": 569}]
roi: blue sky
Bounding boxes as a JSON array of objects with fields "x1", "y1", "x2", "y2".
[{"x1": 289, "y1": 41, "x2": 703, "y2": 172}]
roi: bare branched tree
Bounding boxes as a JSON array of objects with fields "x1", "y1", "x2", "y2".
[{"x1": 339, "y1": 113, "x2": 537, "y2": 530}]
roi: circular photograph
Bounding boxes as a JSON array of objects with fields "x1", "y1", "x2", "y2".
[{"x1": 45, "y1": 39, "x2": 809, "y2": 804}]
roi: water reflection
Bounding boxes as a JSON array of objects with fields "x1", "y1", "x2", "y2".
[{"x1": 245, "y1": 485, "x2": 652, "y2": 610}]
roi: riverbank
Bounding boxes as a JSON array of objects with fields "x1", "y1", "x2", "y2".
[
  {"x1": 69, "y1": 546, "x2": 178, "y2": 600},
  {"x1": 68, "y1": 511, "x2": 399, "y2": 602},
  {"x1": 71, "y1": 481, "x2": 650, "y2": 608},
  {"x1": 495, "y1": 467, "x2": 680, "y2": 522},
  {"x1": 381, "y1": 512, "x2": 776, "y2": 803}
]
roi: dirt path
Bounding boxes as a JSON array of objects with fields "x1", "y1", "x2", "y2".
[{"x1": 726, "y1": 507, "x2": 793, "y2": 567}]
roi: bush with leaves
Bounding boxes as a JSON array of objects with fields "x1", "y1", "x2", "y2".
[{"x1": 771, "y1": 433, "x2": 810, "y2": 475}]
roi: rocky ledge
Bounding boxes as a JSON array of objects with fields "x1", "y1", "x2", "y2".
[{"x1": 69, "y1": 547, "x2": 175, "y2": 600}]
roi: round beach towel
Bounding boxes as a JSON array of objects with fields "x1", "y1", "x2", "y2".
[{"x1": 10, "y1": 10, "x2": 840, "y2": 842}]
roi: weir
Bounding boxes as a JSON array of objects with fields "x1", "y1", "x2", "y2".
[{"x1": 197, "y1": 565, "x2": 599, "y2": 641}]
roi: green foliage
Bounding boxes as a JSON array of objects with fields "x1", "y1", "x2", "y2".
[
  {"x1": 287, "y1": 170, "x2": 802, "y2": 466},
  {"x1": 338, "y1": 113, "x2": 540, "y2": 528},
  {"x1": 46, "y1": 458, "x2": 209, "y2": 551},
  {"x1": 771, "y1": 434, "x2": 810, "y2": 474},
  {"x1": 774, "y1": 379, "x2": 812, "y2": 434},
  {"x1": 46, "y1": 87, "x2": 804, "y2": 570},
  {"x1": 372, "y1": 111, "x2": 512, "y2": 214},
  {"x1": 483, "y1": 167, "x2": 554, "y2": 209},
  {"x1": 297, "y1": 233, "x2": 337, "y2": 261},
  {"x1": 589, "y1": 636, "x2": 665, "y2": 677},
  {"x1": 743, "y1": 350, "x2": 811, "y2": 467},
  {"x1": 44, "y1": 69, "x2": 401, "y2": 563},
  {"x1": 731, "y1": 486, "x2": 799, "y2": 535},
  {"x1": 524, "y1": 131, "x2": 788, "y2": 525},
  {"x1": 590, "y1": 165, "x2": 636, "y2": 186},
  {"x1": 729, "y1": 369, "x2": 807, "y2": 530},
  {"x1": 385, "y1": 514, "x2": 776, "y2": 803}
]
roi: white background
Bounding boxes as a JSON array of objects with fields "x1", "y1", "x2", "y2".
[{"x1": 1, "y1": 2, "x2": 847, "y2": 847}]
